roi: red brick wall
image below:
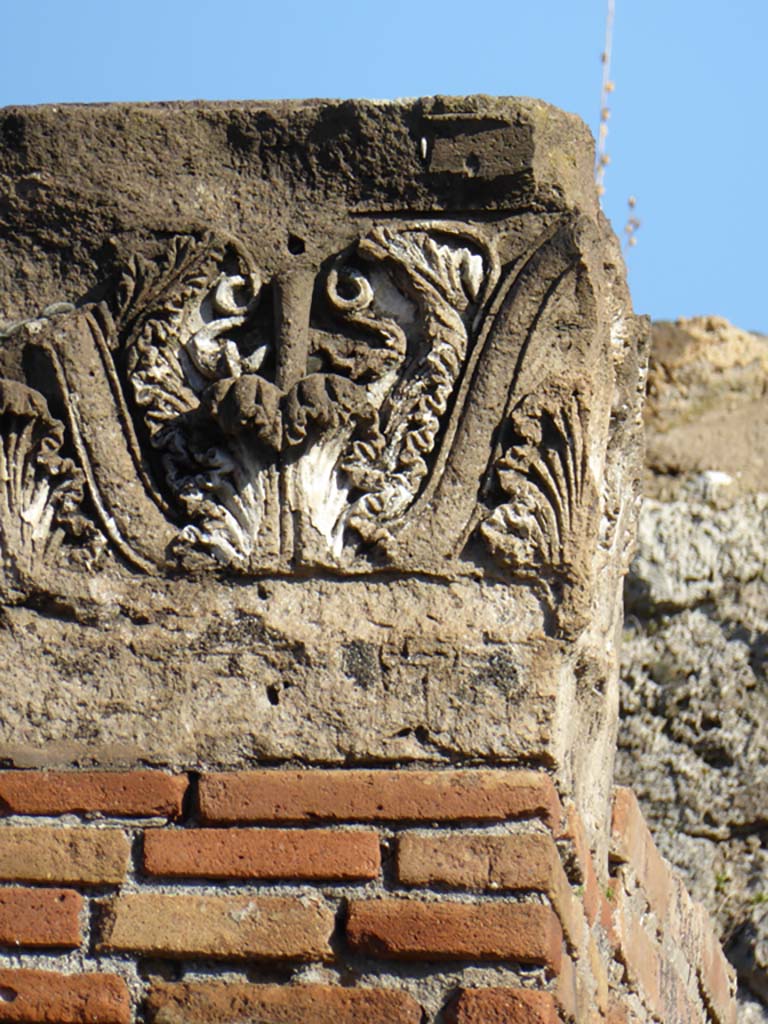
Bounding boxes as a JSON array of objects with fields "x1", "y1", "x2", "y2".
[{"x1": 0, "y1": 769, "x2": 736, "y2": 1023}]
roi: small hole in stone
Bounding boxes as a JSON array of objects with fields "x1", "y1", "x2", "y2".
[
  {"x1": 0, "y1": 988, "x2": 17, "y2": 1003},
  {"x1": 464, "y1": 153, "x2": 481, "y2": 177},
  {"x1": 287, "y1": 234, "x2": 306, "y2": 255},
  {"x1": 335, "y1": 274, "x2": 361, "y2": 301},
  {"x1": 266, "y1": 685, "x2": 280, "y2": 706}
]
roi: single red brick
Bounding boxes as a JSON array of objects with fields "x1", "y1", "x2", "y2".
[
  {"x1": 610, "y1": 788, "x2": 673, "y2": 915},
  {"x1": 445, "y1": 988, "x2": 560, "y2": 1024},
  {"x1": 665, "y1": 872, "x2": 702, "y2": 971},
  {"x1": 144, "y1": 828, "x2": 380, "y2": 881},
  {"x1": 555, "y1": 944, "x2": 605, "y2": 1022},
  {"x1": 0, "y1": 887, "x2": 82, "y2": 948},
  {"x1": 99, "y1": 893, "x2": 334, "y2": 961},
  {"x1": 659, "y1": 952, "x2": 707, "y2": 1024},
  {"x1": 610, "y1": 789, "x2": 645, "y2": 865},
  {"x1": 0, "y1": 968, "x2": 130, "y2": 1023},
  {"x1": 397, "y1": 831, "x2": 584, "y2": 952},
  {"x1": 564, "y1": 805, "x2": 601, "y2": 926},
  {"x1": 614, "y1": 887, "x2": 663, "y2": 1020},
  {"x1": 0, "y1": 770, "x2": 187, "y2": 819},
  {"x1": 199, "y1": 769, "x2": 563, "y2": 830},
  {"x1": 145, "y1": 982, "x2": 423, "y2": 1023},
  {"x1": 346, "y1": 899, "x2": 562, "y2": 969},
  {"x1": 588, "y1": 934, "x2": 610, "y2": 1017},
  {"x1": 0, "y1": 826, "x2": 130, "y2": 884},
  {"x1": 696, "y1": 903, "x2": 738, "y2": 1024},
  {"x1": 398, "y1": 831, "x2": 547, "y2": 890},
  {"x1": 555, "y1": 950, "x2": 577, "y2": 1021}
]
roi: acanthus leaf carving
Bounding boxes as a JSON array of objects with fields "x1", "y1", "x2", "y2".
[
  {"x1": 117, "y1": 234, "x2": 278, "y2": 570},
  {"x1": 0, "y1": 379, "x2": 90, "y2": 593},
  {"x1": 327, "y1": 225, "x2": 497, "y2": 549},
  {"x1": 478, "y1": 387, "x2": 600, "y2": 637}
]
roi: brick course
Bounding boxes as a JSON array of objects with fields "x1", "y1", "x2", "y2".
[
  {"x1": 144, "y1": 827, "x2": 380, "y2": 880},
  {"x1": 145, "y1": 982, "x2": 424, "y2": 1023},
  {"x1": 346, "y1": 898, "x2": 563, "y2": 968},
  {"x1": 0, "y1": 770, "x2": 186, "y2": 819},
  {"x1": 0, "y1": 887, "x2": 82, "y2": 948},
  {"x1": 199, "y1": 770, "x2": 563, "y2": 829},
  {"x1": 99, "y1": 893, "x2": 334, "y2": 960},
  {"x1": 0, "y1": 826, "x2": 130, "y2": 884},
  {"x1": 0, "y1": 968, "x2": 130, "y2": 1024}
]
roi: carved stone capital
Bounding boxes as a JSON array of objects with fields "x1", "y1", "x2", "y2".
[{"x1": 0, "y1": 97, "x2": 648, "y2": 847}]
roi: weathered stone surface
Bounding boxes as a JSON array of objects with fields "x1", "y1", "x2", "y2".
[
  {"x1": 617, "y1": 316, "x2": 768, "y2": 1018},
  {"x1": 0, "y1": 98, "x2": 600, "y2": 324},
  {"x1": 641, "y1": 316, "x2": 768, "y2": 501},
  {"x1": 0, "y1": 97, "x2": 645, "y2": 855}
]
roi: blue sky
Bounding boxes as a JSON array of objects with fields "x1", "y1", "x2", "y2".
[{"x1": 2, "y1": 0, "x2": 766, "y2": 331}]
